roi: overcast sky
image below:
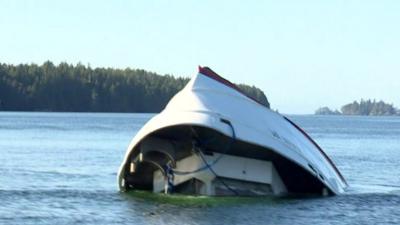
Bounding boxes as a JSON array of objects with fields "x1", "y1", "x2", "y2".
[{"x1": 1, "y1": 0, "x2": 399, "y2": 114}]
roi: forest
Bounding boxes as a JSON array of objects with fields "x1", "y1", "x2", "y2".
[
  {"x1": 315, "y1": 99, "x2": 400, "y2": 116},
  {"x1": 0, "y1": 61, "x2": 269, "y2": 112}
]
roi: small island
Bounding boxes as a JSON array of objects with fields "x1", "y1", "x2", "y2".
[
  {"x1": 315, "y1": 99, "x2": 400, "y2": 116},
  {"x1": 315, "y1": 107, "x2": 341, "y2": 115}
]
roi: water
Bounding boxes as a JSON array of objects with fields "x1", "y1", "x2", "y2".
[{"x1": 1, "y1": 112, "x2": 400, "y2": 225}]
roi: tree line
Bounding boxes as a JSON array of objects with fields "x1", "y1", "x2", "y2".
[
  {"x1": 315, "y1": 99, "x2": 400, "y2": 116},
  {"x1": 0, "y1": 61, "x2": 269, "y2": 112}
]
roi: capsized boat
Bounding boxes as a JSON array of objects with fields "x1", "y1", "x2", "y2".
[{"x1": 117, "y1": 67, "x2": 347, "y2": 196}]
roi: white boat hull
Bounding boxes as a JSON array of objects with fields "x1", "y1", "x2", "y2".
[{"x1": 117, "y1": 67, "x2": 347, "y2": 196}]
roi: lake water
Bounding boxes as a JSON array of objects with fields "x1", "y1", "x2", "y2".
[{"x1": 1, "y1": 112, "x2": 400, "y2": 225}]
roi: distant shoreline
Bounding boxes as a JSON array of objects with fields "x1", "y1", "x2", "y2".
[
  {"x1": 1, "y1": 110, "x2": 400, "y2": 118},
  {"x1": 315, "y1": 99, "x2": 400, "y2": 116},
  {"x1": 0, "y1": 110, "x2": 156, "y2": 114},
  {"x1": 0, "y1": 61, "x2": 269, "y2": 113}
]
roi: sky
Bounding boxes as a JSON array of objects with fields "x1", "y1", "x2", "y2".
[{"x1": 1, "y1": 0, "x2": 399, "y2": 114}]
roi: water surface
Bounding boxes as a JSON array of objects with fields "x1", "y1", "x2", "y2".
[{"x1": 1, "y1": 112, "x2": 399, "y2": 224}]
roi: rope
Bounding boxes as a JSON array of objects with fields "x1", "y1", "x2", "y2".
[
  {"x1": 164, "y1": 163, "x2": 174, "y2": 194},
  {"x1": 172, "y1": 119, "x2": 236, "y2": 175},
  {"x1": 197, "y1": 147, "x2": 239, "y2": 195},
  {"x1": 170, "y1": 119, "x2": 238, "y2": 195}
]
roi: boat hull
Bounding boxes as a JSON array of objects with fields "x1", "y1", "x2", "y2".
[{"x1": 117, "y1": 67, "x2": 347, "y2": 196}]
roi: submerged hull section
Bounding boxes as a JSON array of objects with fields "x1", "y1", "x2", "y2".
[{"x1": 118, "y1": 67, "x2": 347, "y2": 196}]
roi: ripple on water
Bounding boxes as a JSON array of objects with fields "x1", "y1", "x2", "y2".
[{"x1": 1, "y1": 113, "x2": 400, "y2": 225}]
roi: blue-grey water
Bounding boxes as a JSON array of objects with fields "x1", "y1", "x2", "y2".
[{"x1": 1, "y1": 112, "x2": 400, "y2": 225}]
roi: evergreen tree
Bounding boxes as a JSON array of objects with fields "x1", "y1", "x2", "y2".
[{"x1": 0, "y1": 62, "x2": 270, "y2": 112}]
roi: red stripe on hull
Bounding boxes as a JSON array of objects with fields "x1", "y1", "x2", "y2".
[
  {"x1": 198, "y1": 66, "x2": 265, "y2": 107},
  {"x1": 284, "y1": 116, "x2": 347, "y2": 186}
]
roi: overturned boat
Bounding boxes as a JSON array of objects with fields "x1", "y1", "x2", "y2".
[{"x1": 118, "y1": 67, "x2": 347, "y2": 196}]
